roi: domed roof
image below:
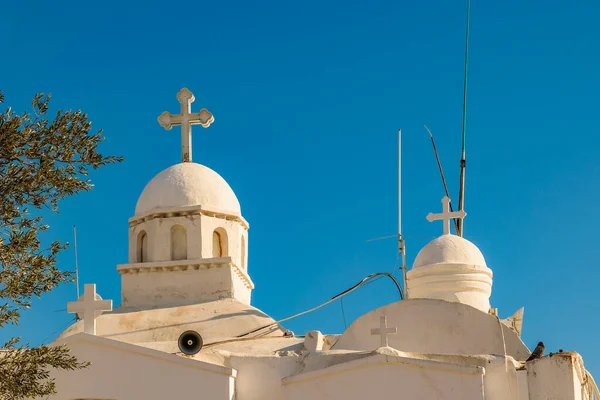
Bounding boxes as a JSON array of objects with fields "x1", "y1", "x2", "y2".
[
  {"x1": 135, "y1": 163, "x2": 241, "y2": 216},
  {"x1": 413, "y1": 234, "x2": 486, "y2": 269}
]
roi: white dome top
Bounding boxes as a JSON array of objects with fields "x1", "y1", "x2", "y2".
[
  {"x1": 135, "y1": 163, "x2": 241, "y2": 216},
  {"x1": 413, "y1": 234, "x2": 486, "y2": 269}
]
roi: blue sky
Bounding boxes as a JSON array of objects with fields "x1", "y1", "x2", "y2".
[{"x1": 2, "y1": 0, "x2": 600, "y2": 374}]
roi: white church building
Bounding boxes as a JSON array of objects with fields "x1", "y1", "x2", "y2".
[{"x1": 45, "y1": 88, "x2": 598, "y2": 400}]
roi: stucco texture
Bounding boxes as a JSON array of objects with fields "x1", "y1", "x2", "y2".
[
  {"x1": 55, "y1": 299, "x2": 284, "y2": 345},
  {"x1": 333, "y1": 298, "x2": 530, "y2": 360},
  {"x1": 413, "y1": 234, "x2": 487, "y2": 268},
  {"x1": 135, "y1": 162, "x2": 241, "y2": 216},
  {"x1": 50, "y1": 334, "x2": 235, "y2": 400}
]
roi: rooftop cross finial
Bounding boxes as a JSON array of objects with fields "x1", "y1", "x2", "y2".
[
  {"x1": 370, "y1": 316, "x2": 397, "y2": 348},
  {"x1": 67, "y1": 284, "x2": 112, "y2": 335},
  {"x1": 426, "y1": 196, "x2": 466, "y2": 235},
  {"x1": 157, "y1": 88, "x2": 215, "y2": 163}
]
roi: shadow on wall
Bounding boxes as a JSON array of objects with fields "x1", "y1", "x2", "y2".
[
  {"x1": 213, "y1": 227, "x2": 228, "y2": 258},
  {"x1": 102, "y1": 308, "x2": 274, "y2": 339}
]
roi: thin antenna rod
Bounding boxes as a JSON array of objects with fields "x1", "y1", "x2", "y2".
[
  {"x1": 73, "y1": 225, "x2": 80, "y2": 300},
  {"x1": 457, "y1": 0, "x2": 471, "y2": 237},
  {"x1": 398, "y1": 128, "x2": 401, "y2": 242},
  {"x1": 425, "y1": 125, "x2": 460, "y2": 234},
  {"x1": 398, "y1": 129, "x2": 408, "y2": 299}
]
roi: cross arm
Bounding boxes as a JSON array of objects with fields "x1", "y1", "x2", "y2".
[
  {"x1": 426, "y1": 212, "x2": 437, "y2": 222},
  {"x1": 426, "y1": 210, "x2": 467, "y2": 222},
  {"x1": 158, "y1": 112, "x2": 182, "y2": 130},
  {"x1": 66, "y1": 301, "x2": 84, "y2": 314},
  {"x1": 189, "y1": 109, "x2": 215, "y2": 128},
  {"x1": 95, "y1": 299, "x2": 113, "y2": 311}
]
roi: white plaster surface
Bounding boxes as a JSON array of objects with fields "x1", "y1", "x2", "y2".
[
  {"x1": 333, "y1": 299, "x2": 530, "y2": 360},
  {"x1": 517, "y1": 369, "x2": 530, "y2": 400},
  {"x1": 127, "y1": 211, "x2": 247, "y2": 263},
  {"x1": 55, "y1": 299, "x2": 284, "y2": 344},
  {"x1": 527, "y1": 352, "x2": 588, "y2": 400},
  {"x1": 48, "y1": 333, "x2": 235, "y2": 400},
  {"x1": 408, "y1": 234, "x2": 493, "y2": 312},
  {"x1": 48, "y1": 297, "x2": 592, "y2": 400},
  {"x1": 122, "y1": 162, "x2": 250, "y2": 309},
  {"x1": 229, "y1": 353, "x2": 301, "y2": 400},
  {"x1": 119, "y1": 257, "x2": 253, "y2": 308},
  {"x1": 413, "y1": 234, "x2": 487, "y2": 268},
  {"x1": 284, "y1": 347, "x2": 485, "y2": 400},
  {"x1": 304, "y1": 330, "x2": 324, "y2": 352},
  {"x1": 135, "y1": 163, "x2": 241, "y2": 216}
]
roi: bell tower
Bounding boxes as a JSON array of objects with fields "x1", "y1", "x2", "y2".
[{"x1": 118, "y1": 89, "x2": 252, "y2": 309}]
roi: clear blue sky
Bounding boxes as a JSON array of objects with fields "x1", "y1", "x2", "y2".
[{"x1": 2, "y1": 0, "x2": 600, "y2": 374}]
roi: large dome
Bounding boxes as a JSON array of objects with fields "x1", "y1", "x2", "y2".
[
  {"x1": 135, "y1": 163, "x2": 241, "y2": 216},
  {"x1": 413, "y1": 234, "x2": 486, "y2": 269}
]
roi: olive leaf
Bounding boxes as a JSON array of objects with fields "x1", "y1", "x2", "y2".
[{"x1": 0, "y1": 91, "x2": 122, "y2": 399}]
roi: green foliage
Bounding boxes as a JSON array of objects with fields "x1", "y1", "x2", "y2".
[{"x1": 0, "y1": 90, "x2": 123, "y2": 399}]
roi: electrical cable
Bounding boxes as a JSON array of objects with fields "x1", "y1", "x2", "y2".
[
  {"x1": 236, "y1": 272, "x2": 403, "y2": 339},
  {"x1": 340, "y1": 296, "x2": 347, "y2": 329},
  {"x1": 424, "y1": 124, "x2": 460, "y2": 235},
  {"x1": 457, "y1": 0, "x2": 471, "y2": 237},
  {"x1": 37, "y1": 317, "x2": 77, "y2": 346}
]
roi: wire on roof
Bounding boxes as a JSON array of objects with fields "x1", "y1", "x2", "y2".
[{"x1": 236, "y1": 272, "x2": 403, "y2": 339}]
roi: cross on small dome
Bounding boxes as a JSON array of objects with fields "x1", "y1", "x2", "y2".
[
  {"x1": 426, "y1": 196, "x2": 466, "y2": 235},
  {"x1": 158, "y1": 88, "x2": 215, "y2": 163}
]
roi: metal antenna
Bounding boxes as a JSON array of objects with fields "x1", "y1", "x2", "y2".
[
  {"x1": 397, "y1": 129, "x2": 408, "y2": 299},
  {"x1": 73, "y1": 225, "x2": 80, "y2": 321},
  {"x1": 364, "y1": 130, "x2": 408, "y2": 298},
  {"x1": 457, "y1": 0, "x2": 471, "y2": 237},
  {"x1": 425, "y1": 125, "x2": 460, "y2": 234}
]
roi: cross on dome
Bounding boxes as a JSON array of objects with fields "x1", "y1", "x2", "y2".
[
  {"x1": 426, "y1": 196, "x2": 466, "y2": 235},
  {"x1": 67, "y1": 284, "x2": 112, "y2": 335},
  {"x1": 370, "y1": 316, "x2": 397, "y2": 348},
  {"x1": 157, "y1": 88, "x2": 215, "y2": 163}
]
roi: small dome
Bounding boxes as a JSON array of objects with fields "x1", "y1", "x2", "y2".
[
  {"x1": 135, "y1": 163, "x2": 241, "y2": 216},
  {"x1": 413, "y1": 234, "x2": 486, "y2": 269}
]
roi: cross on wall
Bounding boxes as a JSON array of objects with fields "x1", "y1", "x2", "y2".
[
  {"x1": 371, "y1": 316, "x2": 397, "y2": 348},
  {"x1": 67, "y1": 284, "x2": 112, "y2": 335},
  {"x1": 157, "y1": 88, "x2": 215, "y2": 163}
]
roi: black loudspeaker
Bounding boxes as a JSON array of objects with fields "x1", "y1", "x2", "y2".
[{"x1": 178, "y1": 330, "x2": 203, "y2": 355}]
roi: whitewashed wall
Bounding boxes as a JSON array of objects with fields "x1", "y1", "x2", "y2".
[{"x1": 46, "y1": 335, "x2": 235, "y2": 400}]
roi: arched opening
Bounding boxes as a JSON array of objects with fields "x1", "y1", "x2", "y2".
[
  {"x1": 241, "y1": 235, "x2": 246, "y2": 269},
  {"x1": 137, "y1": 231, "x2": 148, "y2": 263},
  {"x1": 170, "y1": 225, "x2": 188, "y2": 261},
  {"x1": 212, "y1": 228, "x2": 228, "y2": 258}
]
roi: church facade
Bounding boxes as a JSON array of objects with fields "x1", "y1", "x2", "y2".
[{"x1": 45, "y1": 89, "x2": 598, "y2": 400}]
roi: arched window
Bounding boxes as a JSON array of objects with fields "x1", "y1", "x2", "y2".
[
  {"x1": 137, "y1": 231, "x2": 148, "y2": 263},
  {"x1": 212, "y1": 228, "x2": 228, "y2": 258},
  {"x1": 241, "y1": 235, "x2": 246, "y2": 269},
  {"x1": 170, "y1": 225, "x2": 187, "y2": 261}
]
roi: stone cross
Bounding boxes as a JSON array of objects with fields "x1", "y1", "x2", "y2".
[
  {"x1": 426, "y1": 196, "x2": 466, "y2": 235},
  {"x1": 67, "y1": 284, "x2": 112, "y2": 335},
  {"x1": 371, "y1": 316, "x2": 397, "y2": 348},
  {"x1": 157, "y1": 88, "x2": 215, "y2": 163}
]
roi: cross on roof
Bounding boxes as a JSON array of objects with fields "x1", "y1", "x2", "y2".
[
  {"x1": 67, "y1": 284, "x2": 112, "y2": 335},
  {"x1": 371, "y1": 316, "x2": 397, "y2": 348},
  {"x1": 426, "y1": 196, "x2": 466, "y2": 235},
  {"x1": 157, "y1": 88, "x2": 215, "y2": 163}
]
